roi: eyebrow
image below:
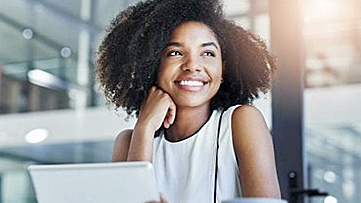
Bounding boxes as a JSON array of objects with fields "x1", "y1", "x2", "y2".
[
  {"x1": 201, "y1": 42, "x2": 219, "y2": 50},
  {"x1": 166, "y1": 42, "x2": 219, "y2": 50}
]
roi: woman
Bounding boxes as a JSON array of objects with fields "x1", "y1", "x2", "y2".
[{"x1": 96, "y1": 0, "x2": 281, "y2": 202}]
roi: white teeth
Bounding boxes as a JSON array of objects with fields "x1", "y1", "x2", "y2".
[{"x1": 179, "y1": 80, "x2": 204, "y2": 86}]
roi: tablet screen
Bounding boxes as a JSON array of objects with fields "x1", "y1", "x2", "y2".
[{"x1": 28, "y1": 162, "x2": 159, "y2": 203}]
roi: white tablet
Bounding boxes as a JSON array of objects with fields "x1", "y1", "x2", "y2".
[{"x1": 28, "y1": 161, "x2": 159, "y2": 203}]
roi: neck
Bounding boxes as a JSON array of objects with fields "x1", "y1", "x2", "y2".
[{"x1": 165, "y1": 104, "x2": 211, "y2": 142}]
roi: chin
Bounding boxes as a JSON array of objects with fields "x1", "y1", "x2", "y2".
[{"x1": 172, "y1": 97, "x2": 211, "y2": 109}]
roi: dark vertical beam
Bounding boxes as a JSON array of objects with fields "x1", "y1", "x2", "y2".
[
  {"x1": 0, "y1": 174, "x2": 2, "y2": 203},
  {"x1": 89, "y1": 0, "x2": 98, "y2": 107},
  {"x1": 269, "y1": 0, "x2": 306, "y2": 202}
]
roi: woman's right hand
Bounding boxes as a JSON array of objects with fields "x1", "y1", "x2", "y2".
[
  {"x1": 136, "y1": 86, "x2": 176, "y2": 133},
  {"x1": 145, "y1": 193, "x2": 168, "y2": 203},
  {"x1": 127, "y1": 87, "x2": 175, "y2": 162}
]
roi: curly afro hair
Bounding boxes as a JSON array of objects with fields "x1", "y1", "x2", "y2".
[{"x1": 96, "y1": 0, "x2": 276, "y2": 117}]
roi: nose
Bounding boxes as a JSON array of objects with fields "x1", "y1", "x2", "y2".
[{"x1": 181, "y1": 56, "x2": 201, "y2": 72}]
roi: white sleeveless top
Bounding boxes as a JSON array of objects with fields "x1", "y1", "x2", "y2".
[{"x1": 153, "y1": 105, "x2": 242, "y2": 203}]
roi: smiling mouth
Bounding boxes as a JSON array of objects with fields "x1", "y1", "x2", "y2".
[{"x1": 177, "y1": 80, "x2": 206, "y2": 86}]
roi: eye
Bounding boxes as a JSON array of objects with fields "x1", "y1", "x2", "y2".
[
  {"x1": 202, "y1": 51, "x2": 216, "y2": 57},
  {"x1": 167, "y1": 50, "x2": 183, "y2": 56}
]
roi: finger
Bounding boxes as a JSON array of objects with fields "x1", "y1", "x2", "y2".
[
  {"x1": 160, "y1": 193, "x2": 168, "y2": 203},
  {"x1": 163, "y1": 115, "x2": 171, "y2": 129},
  {"x1": 163, "y1": 98, "x2": 176, "y2": 128},
  {"x1": 148, "y1": 86, "x2": 157, "y2": 96},
  {"x1": 167, "y1": 99, "x2": 176, "y2": 125},
  {"x1": 163, "y1": 120, "x2": 170, "y2": 129},
  {"x1": 165, "y1": 111, "x2": 174, "y2": 128},
  {"x1": 150, "y1": 86, "x2": 157, "y2": 91},
  {"x1": 150, "y1": 86, "x2": 156, "y2": 95}
]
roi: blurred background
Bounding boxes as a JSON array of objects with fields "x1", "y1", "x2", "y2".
[{"x1": 0, "y1": 0, "x2": 360, "y2": 202}]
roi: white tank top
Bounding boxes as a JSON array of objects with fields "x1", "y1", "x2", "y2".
[{"x1": 153, "y1": 105, "x2": 242, "y2": 203}]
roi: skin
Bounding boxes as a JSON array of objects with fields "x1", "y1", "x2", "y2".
[{"x1": 112, "y1": 21, "x2": 281, "y2": 202}]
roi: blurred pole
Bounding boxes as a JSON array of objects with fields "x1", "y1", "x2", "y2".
[
  {"x1": 89, "y1": 0, "x2": 98, "y2": 107},
  {"x1": 75, "y1": 0, "x2": 93, "y2": 111},
  {"x1": 269, "y1": 0, "x2": 306, "y2": 202},
  {"x1": 73, "y1": 0, "x2": 94, "y2": 162}
]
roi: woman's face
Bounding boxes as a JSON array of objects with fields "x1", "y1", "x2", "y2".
[{"x1": 158, "y1": 21, "x2": 224, "y2": 109}]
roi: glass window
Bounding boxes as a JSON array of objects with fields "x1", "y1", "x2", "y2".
[{"x1": 304, "y1": 0, "x2": 361, "y2": 202}]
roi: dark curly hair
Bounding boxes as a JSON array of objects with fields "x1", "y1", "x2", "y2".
[{"x1": 96, "y1": 0, "x2": 276, "y2": 117}]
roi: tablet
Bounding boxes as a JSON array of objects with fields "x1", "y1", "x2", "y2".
[{"x1": 28, "y1": 161, "x2": 159, "y2": 203}]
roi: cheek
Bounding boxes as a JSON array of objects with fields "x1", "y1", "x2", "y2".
[
  {"x1": 157, "y1": 65, "x2": 171, "y2": 89},
  {"x1": 158, "y1": 59, "x2": 176, "y2": 74},
  {"x1": 208, "y1": 63, "x2": 223, "y2": 80},
  {"x1": 157, "y1": 69, "x2": 166, "y2": 85},
  {"x1": 158, "y1": 59, "x2": 180, "y2": 79}
]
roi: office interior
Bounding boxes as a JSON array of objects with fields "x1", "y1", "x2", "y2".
[{"x1": 0, "y1": 0, "x2": 360, "y2": 202}]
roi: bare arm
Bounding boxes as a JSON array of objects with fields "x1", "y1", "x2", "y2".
[
  {"x1": 232, "y1": 105, "x2": 281, "y2": 198},
  {"x1": 127, "y1": 123, "x2": 157, "y2": 162},
  {"x1": 112, "y1": 129, "x2": 132, "y2": 162},
  {"x1": 111, "y1": 125, "x2": 157, "y2": 162}
]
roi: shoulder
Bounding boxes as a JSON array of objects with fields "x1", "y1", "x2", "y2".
[
  {"x1": 112, "y1": 129, "x2": 133, "y2": 162},
  {"x1": 231, "y1": 105, "x2": 271, "y2": 153},
  {"x1": 231, "y1": 105, "x2": 270, "y2": 139},
  {"x1": 115, "y1": 129, "x2": 133, "y2": 143},
  {"x1": 232, "y1": 105, "x2": 266, "y2": 125}
]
